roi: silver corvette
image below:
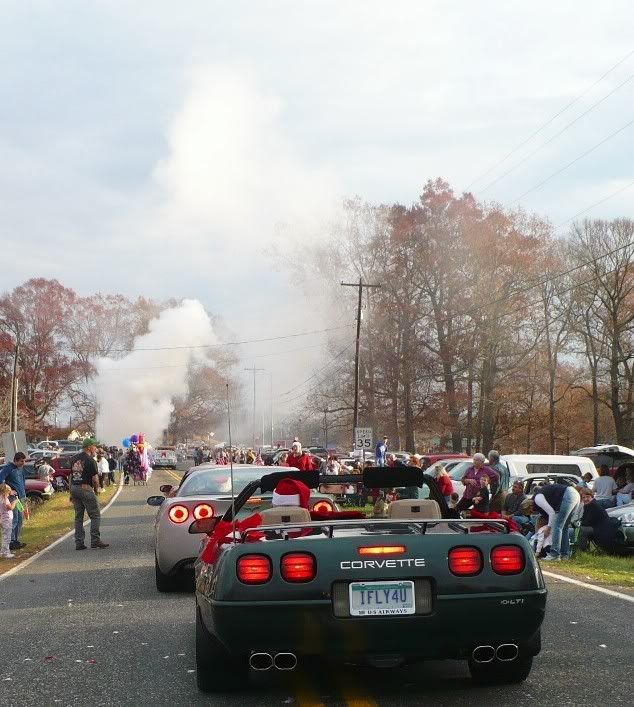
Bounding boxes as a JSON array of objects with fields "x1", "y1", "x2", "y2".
[{"x1": 147, "y1": 464, "x2": 339, "y2": 591}]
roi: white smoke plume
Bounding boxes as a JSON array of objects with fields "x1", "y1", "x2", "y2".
[{"x1": 95, "y1": 299, "x2": 216, "y2": 445}]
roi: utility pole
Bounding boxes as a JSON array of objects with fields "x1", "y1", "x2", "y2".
[
  {"x1": 322, "y1": 407, "x2": 329, "y2": 448},
  {"x1": 269, "y1": 372, "x2": 274, "y2": 448},
  {"x1": 10, "y1": 342, "x2": 19, "y2": 432},
  {"x1": 244, "y1": 365, "x2": 265, "y2": 449},
  {"x1": 341, "y1": 278, "x2": 381, "y2": 447}
]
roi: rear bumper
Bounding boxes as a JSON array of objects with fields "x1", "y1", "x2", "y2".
[{"x1": 198, "y1": 589, "x2": 546, "y2": 659}]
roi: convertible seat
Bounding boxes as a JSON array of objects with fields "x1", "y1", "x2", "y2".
[
  {"x1": 258, "y1": 506, "x2": 312, "y2": 525},
  {"x1": 387, "y1": 499, "x2": 441, "y2": 519}
]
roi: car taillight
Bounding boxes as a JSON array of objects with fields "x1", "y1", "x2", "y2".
[
  {"x1": 237, "y1": 555, "x2": 272, "y2": 584},
  {"x1": 491, "y1": 545, "x2": 525, "y2": 575},
  {"x1": 358, "y1": 545, "x2": 406, "y2": 556},
  {"x1": 281, "y1": 553, "x2": 316, "y2": 582},
  {"x1": 448, "y1": 546, "x2": 483, "y2": 576},
  {"x1": 168, "y1": 505, "x2": 189, "y2": 524},
  {"x1": 312, "y1": 500, "x2": 334, "y2": 513},
  {"x1": 193, "y1": 503, "x2": 214, "y2": 520}
]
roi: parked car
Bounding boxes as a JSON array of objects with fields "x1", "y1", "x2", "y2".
[
  {"x1": 607, "y1": 501, "x2": 634, "y2": 550},
  {"x1": 514, "y1": 472, "x2": 585, "y2": 496},
  {"x1": 501, "y1": 455, "x2": 598, "y2": 480},
  {"x1": 572, "y1": 444, "x2": 634, "y2": 476},
  {"x1": 22, "y1": 465, "x2": 55, "y2": 503},
  {"x1": 420, "y1": 453, "x2": 469, "y2": 469}
]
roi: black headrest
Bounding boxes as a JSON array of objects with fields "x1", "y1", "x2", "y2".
[
  {"x1": 363, "y1": 466, "x2": 426, "y2": 488},
  {"x1": 260, "y1": 469, "x2": 320, "y2": 492}
]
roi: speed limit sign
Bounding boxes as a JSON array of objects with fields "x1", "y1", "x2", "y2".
[{"x1": 354, "y1": 427, "x2": 373, "y2": 450}]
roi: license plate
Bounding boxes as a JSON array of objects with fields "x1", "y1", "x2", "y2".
[{"x1": 349, "y1": 580, "x2": 415, "y2": 616}]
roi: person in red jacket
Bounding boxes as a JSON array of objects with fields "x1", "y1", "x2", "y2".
[
  {"x1": 436, "y1": 465, "x2": 454, "y2": 504},
  {"x1": 286, "y1": 442, "x2": 316, "y2": 471}
]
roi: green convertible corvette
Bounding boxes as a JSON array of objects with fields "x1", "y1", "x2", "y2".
[{"x1": 190, "y1": 467, "x2": 546, "y2": 692}]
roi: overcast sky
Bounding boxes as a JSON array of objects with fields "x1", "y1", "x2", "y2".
[{"x1": 1, "y1": 1, "x2": 633, "y2": 409}]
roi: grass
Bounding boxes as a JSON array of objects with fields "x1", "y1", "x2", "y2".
[
  {"x1": 0, "y1": 481, "x2": 118, "y2": 572},
  {"x1": 553, "y1": 549, "x2": 634, "y2": 588}
]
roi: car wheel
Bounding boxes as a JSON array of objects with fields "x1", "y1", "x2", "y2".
[
  {"x1": 155, "y1": 554, "x2": 182, "y2": 593},
  {"x1": 468, "y1": 655, "x2": 533, "y2": 684},
  {"x1": 196, "y1": 603, "x2": 247, "y2": 692},
  {"x1": 26, "y1": 493, "x2": 44, "y2": 506}
]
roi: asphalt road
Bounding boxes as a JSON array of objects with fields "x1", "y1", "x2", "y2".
[{"x1": 1, "y1": 465, "x2": 632, "y2": 707}]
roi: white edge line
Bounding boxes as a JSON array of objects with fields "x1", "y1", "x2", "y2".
[
  {"x1": 0, "y1": 473, "x2": 125, "y2": 583},
  {"x1": 542, "y1": 569, "x2": 634, "y2": 603}
]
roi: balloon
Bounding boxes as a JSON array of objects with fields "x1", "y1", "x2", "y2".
[
  {"x1": 138, "y1": 433, "x2": 145, "y2": 445},
  {"x1": 130, "y1": 434, "x2": 139, "y2": 444},
  {"x1": 122, "y1": 438, "x2": 131, "y2": 448}
]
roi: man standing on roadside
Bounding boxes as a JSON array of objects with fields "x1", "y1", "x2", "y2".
[
  {"x1": 0, "y1": 452, "x2": 28, "y2": 551},
  {"x1": 70, "y1": 438, "x2": 109, "y2": 550},
  {"x1": 375, "y1": 437, "x2": 388, "y2": 466}
]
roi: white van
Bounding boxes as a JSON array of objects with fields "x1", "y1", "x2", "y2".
[{"x1": 501, "y1": 454, "x2": 598, "y2": 480}]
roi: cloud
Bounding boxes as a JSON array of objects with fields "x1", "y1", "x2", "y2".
[{"x1": 140, "y1": 65, "x2": 339, "y2": 257}]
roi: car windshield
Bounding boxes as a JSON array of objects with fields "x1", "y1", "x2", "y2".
[
  {"x1": 178, "y1": 468, "x2": 267, "y2": 497},
  {"x1": 449, "y1": 461, "x2": 473, "y2": 481}
]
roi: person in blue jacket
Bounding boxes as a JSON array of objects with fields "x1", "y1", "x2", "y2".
[
  {"x1": 375, "y1": 437, "x2": 388, "y2": 466},
  {"x1": 0, "y1": 452, "x2": 28, "y2": 550}
]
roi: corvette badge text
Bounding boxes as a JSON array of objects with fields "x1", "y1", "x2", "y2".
[{"x1": 340, "y1": 558, "x2": 426, "y2": 569}]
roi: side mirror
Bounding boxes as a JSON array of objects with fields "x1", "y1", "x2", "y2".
[
  {"x1": 159, "y1": 484, "x2": 173, "y2": 494},
  {"x1": 146, "y1": 495, "x2": 165, "y2": 507},
  {"x1": 189, "y1": 517, "x2": 219, "y2": 534}
]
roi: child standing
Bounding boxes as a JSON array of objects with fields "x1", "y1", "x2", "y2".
[{"x1": 0, "y1": 483, "x2": 17, "y2": 559}]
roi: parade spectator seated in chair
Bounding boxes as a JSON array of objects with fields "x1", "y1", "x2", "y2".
[
  {"x1": 577, "y1": 486, "x2": 628, "y2": 555},
  {"x1": 471, "y1": 474, "x2": 491, "y2": 513},
  {"x1": 615, "y1": 472, "x2": 634, "y2": 506},
  {"x1": 502, "y1": 480, "x2": 529, "y2": 527},
  {"x1": 593, "y1": 465, "x2": 617, "y2": 508}
]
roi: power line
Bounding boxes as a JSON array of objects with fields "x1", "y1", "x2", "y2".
[
  {"x1": 451, "y1": 239, "x2": 634, "y2": 323},
  {"x1": 276, "y1": 345, "x2": 353, "y2": 398},
  {"x1": 465, "y1": 47, "x2": 634, "y2": 191},
  {"x1": 555, "y1": 179, "x2": 634, "y2": 230},
  {"x1": 110, "y1": 324, "x2": 353, "y2": 353},
  {"x1": 98, "y1": 341, "x2": 331, "y2": 372},
  {"x1": 510, "y1": 117, "x2": 634, "y2": 206},
  {"x1": 477, "y1": 74, "x2": 634, "y2": 196}
]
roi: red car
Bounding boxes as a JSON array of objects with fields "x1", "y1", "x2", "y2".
[{"x1": 22, "y1": 465, "x2": 55, "y2": 502}]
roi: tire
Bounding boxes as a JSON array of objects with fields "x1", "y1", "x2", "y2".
[
  {"x1": 196, "y1": 603, "x2": 247, "y2": 692},
  {"x1": 155, "y1": 555, "x2": 182, "y2": 593},
  {"x1": 468, "y1": 655, "x2": 533, "y2": 685},
  {"x1": 26, "y1": 493, "x2": 44, "y2": 506}
]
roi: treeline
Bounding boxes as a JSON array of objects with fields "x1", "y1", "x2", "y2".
[
  {"x1": 0, "y1": 280, "x2": 235, "y2": 440},
  {"x1": 303, "y1": 179, "x2": 634, "y2": 454}
]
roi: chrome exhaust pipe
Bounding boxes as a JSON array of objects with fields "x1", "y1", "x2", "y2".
[
  {"x1": 496, "y1": 643, "x2": 519, "y2": 661},
  {"x1": 273, "y1": 652, "x2": 297, "y2": 671},
  {"x1": 249, "y1": 652, "x2": 273, "y2": 671},
  {"x1": 471, "y1": 645, "x2": 496, "y2": 663}
]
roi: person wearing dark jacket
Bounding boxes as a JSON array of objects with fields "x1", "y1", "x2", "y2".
[{"x1": 578, "y1": 487, "x2": 626, "y2": 555}]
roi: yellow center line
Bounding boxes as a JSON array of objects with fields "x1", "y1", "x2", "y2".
[
  {"x1": 337, "y1": 672, "x2": 379, "y2": 707},
  {"x1": 164, "y1": 470, "x2": 182, "y2": 482},
  {"x1": 293, "y1": 666, "x2": 325, "y2": 707}
]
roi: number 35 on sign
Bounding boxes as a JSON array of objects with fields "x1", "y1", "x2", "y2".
[{"x1": 355, "y1": 427, "x2": 373, "y2": 450}]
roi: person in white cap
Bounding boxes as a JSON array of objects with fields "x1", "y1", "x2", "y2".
[{"x1": 286, "y1": 442, "x2": 315, "y2": 471}]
